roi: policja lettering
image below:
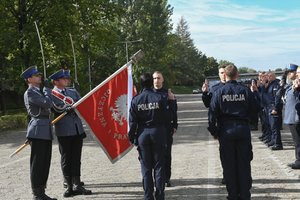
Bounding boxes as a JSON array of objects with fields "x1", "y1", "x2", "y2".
[
  {"x1": 222, "y1": 94, "x2": 245, "y2": 102},
  {"x1": 137, "y1": 102, "x2": 159, "y2": 111}
]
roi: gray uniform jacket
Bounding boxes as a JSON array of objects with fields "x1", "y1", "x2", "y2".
[
  {"x1": 24, "y1": 86, "x2": 53, "y2": 140},
  {"x1": 284, "y1": 85, "x2": 299, "y2": 124},
  {"x1": 52, "y1": 87, "x2": 85, "y2": 137}
]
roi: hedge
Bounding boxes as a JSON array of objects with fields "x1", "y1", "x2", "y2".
[{"x1": 0, "y1": 114, "x2": 27, "y2": 131}]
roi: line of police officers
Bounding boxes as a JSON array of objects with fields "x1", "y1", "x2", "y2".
[
  {"x1": 256, "y1": 71, "x2": 283, "y2": 150},
  {"x1": 21, "y1": 66, "x2": 91, "y2": 200},
  {"x1": 204, "y1": 63, "x2": 300, "y2": 199}
]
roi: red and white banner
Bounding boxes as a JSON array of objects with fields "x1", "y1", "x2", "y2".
[{"x1": 73, "y1": 64, "x2": 135, "y2": 163}]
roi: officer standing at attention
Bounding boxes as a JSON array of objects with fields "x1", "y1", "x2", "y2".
[
  {"x1": 202, "y1": 64, "x2": 226, "y2": 184},
  {"x1": 264, "y1": 72, "x2": 283, "y2": 150},
  {"x1": 21, "y1": 66, "x2": 57, "y2": 200},
  {"x1": 152, "y1": 71, "x2": 178, "y2": 187},
  {"x1": 283, "y1": 64, "x2": 300, "y2": 169},
  {"x1": 49, "y1": 69, "x2": 92, "y2": 197},
  {"x1": 208, "y1": 64, "x2": 260, "y2": 200},
  {"x1": 128, "y1": 73, "x2": 175, "y2": 200}
]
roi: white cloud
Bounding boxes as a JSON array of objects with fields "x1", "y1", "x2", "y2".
[{"x1": 169, "y1": 0, "x2": 300, "y2": 70}]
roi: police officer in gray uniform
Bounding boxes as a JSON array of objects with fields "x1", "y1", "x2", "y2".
[
  {"x1": 49, "y1": 69, "x2": 91, "y2": 197},
  {"x1": 208, "y1": 64, "x2": 260, "y2": 200},
  {"x1": 128, "y1": 73, "x2": 175, "y2": 200},
  {"x1": 21, "y1": 66, "x2": 57, "y2": 200},
  {"x1": 283, "y1": 64, "x2": 300, "y2": 169}
]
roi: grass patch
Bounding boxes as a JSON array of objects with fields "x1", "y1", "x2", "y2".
[
  {"x1": 0, "y1": 113, "x2": 27, "y2": 132},
  {"x1": 171, "y1": 85, "x2": 197, "y2": 94}
]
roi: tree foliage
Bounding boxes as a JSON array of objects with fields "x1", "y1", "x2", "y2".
[{"x1": 0, "y1": 0, "x2": 232, "y2": 113}]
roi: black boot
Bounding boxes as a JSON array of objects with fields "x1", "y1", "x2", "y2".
[
  {"x1": 72, "y1": 176, "x2": 92, "y2": 195},
  {"x1": 32, "y1": 187, "x2": 57, "y2": 200},
  {"x1": 64, "y1": 176, "x2": 73, "y2": 197}
]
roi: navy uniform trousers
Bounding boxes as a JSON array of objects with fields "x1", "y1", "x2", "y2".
[
  {"x1": 30, "y1": 139, "x2": 52, "y2": 189},
  {"x1": 164, "y1": 128, "x2": 173, "y2": 182},
  {"x1": 137, "y1": 126, "x2": 166, "y2": 200},
  {"x1": 219, "y1": 121, "x2": 253, "y2": 200},
  {"x1": 57, "y1": 135, "x2": 83, "y2": 176}
]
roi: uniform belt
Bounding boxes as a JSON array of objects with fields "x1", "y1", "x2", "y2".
[{"x1": 221, "y1": 119, "x2": 248, "y2": 125}]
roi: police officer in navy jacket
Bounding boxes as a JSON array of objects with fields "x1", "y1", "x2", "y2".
[
  {"x1": 21, "y1": 66, "x2": 57, "y2": 200},
  {"x1": 202, "y1": 64, "x2": 226, "y2": 184},
  {"x1": 208, "y1": 64, "x2": 260, "y2": 200},
  {"x1": 128, "y1": 73, "x2": 175, "y2": 200},
  {"x1": 49, "y1": 69, "x2": 91, "y2": 197},
  {"x1": 264, "y1": 72, "x2": 283, "y2": 150},
  {"x1": 152, "y1": 71, "x2": 178, "y2": 187}
]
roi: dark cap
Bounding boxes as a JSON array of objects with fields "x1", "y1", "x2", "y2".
[
  {"x1": 20, "y1": 66, "x2": 42, "y2": 80},
  {"x1": 287, "y1": 64, "x2": 298, "y2": 72},
  {"x1": 49, "y1": 69, "x2": 68, "y2": 80},
  {"x1": 64, "y1": 69, "x2": 71, "y2": 78}
]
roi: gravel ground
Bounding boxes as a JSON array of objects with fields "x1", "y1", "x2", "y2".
[{"x1": 1, "y1": 94, "x2": 300, "y2": 199}]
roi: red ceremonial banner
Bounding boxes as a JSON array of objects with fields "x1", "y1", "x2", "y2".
[{"x1": 74, "y1": 64, "x2": 135, "y2": 163}]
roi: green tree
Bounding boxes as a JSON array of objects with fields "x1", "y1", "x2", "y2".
[{"x1": 238, "y1": 67, "x2": 256, "y2": 73}]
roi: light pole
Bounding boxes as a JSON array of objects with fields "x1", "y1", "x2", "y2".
[{"x1": 118, "y1": 39, "x2": 143, "y2": 62}]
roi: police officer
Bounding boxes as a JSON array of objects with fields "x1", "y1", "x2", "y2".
[
  {"x1": 21, "y1": 66, "x2": 57, "y2": 200},
  {"x1": 128, "y1": 73, "x2": 175, "y2": 200},
  {"x1": 208, "y1": 64, "x2": 260, "y2": 200},
  {"x1": 49, "y1": 69, "x2": 91, "y2": 197},
  {"x1": 264, "y1": 72, "x2": 283, "y2": 150},
  {"x1": 152, "y1": 71, "x2": 178, "y2": 187},
  {"x1": 284, "y1": 64, "x2": 300, "y2": 169},
  {"x1": 202, "y1": 64, "x2": 226, "y2": 184}
]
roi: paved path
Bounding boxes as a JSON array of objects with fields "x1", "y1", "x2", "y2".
[{"x1": 1, "y1": 94, "x2": 300, "y2": 199}]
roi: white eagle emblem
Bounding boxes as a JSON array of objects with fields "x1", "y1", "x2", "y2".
[{"x1": 110, "y1": 94, "x2": 128, "y2": 126}]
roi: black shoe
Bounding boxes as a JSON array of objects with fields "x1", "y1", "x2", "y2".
[
  {"x1": 33, "y1": 194, "x2": 57, "y2": 200},
  {"x1": 221, "y1": 178, "x2": 226, "y2": 184},
  {"x1": 166, "y1": 181, "x2": 171, "y2": 187},
  {"x1": 271, "y1": 145, "x2": 283, "y2": 150},
  {"x1": 288, "y1": 163, "x2": 300, "y2": 169},
  {"x1": 73, "y1": 186, "x2": 92, "y2": 195},
  {"x1": 64, "y1": 188, "x2": 73, "y2": 197}
]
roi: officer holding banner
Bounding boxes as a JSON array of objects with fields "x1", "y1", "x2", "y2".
[
  {"x1": 49, "y1": 69, "x2": 91, "y2": 197},
  {"x1": 21, "y1": 66, "x2": 57, "y2": 200},
  {"x1": 128, "y1": 73, "x2": 175, "y2": 200}
]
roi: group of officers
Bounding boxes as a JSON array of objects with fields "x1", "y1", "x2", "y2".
[
  {"x1": 21, "y1": 66, "x2": 178, "y2": 200},
  {"x1": 22, "y1": 62, "x2": 300, "y2": 200},
  {"x1": 202, "y1": 63, "x2": 300, "y2": 200},
  {"x1": 21, "y1": 66, "x2": 91, "y2": 200}
]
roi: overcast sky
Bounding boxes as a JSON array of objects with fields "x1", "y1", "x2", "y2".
[{"x1": 168, "y1": 0, "x2": 300, "y2": 71}]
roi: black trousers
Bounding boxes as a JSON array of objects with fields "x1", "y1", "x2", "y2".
[
  {"x1": 219, "y1": 123, "x2": 252, "y2": 200},
  {"x1": 165, "y1": 133, "x2": 173, "y2": 182},
  {"x1": 30, "y1": 139, "x2": 52, "y2": 189},
  {"x1": 58, "y1": 135, "x2": 83, "y2": 177}
]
